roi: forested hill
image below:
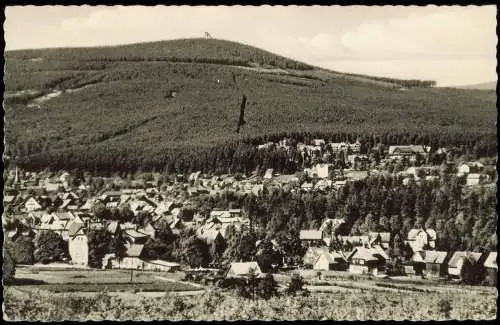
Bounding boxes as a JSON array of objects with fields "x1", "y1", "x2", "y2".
[{"x1": 4, "y1": 38, "x2": 497, "y2": 173}]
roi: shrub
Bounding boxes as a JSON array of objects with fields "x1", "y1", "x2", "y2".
[
  {"x1": 437, "y1": 298, "x2": 452, "y2": 319},
  {"x1": 257, "y1": 273, "x2": 279, "y2": 300},
  {"x1": 286, "y1": 273, "x2": 305, "y2": 296},
  {"x1": 3, "y1": 250, "x2": 16, "y2": 284}
]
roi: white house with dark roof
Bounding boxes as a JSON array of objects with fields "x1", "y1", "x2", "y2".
[
  {"x1": 124, "y1": 229, "x2": 150, "y2": 245},
  {"x1": 313, "y1": 249, "x2": 349, "y2": 271},
  {"x1": 68, "y1": 222, "x2": 89, "y2": 266},
  {"x1": 457, "y1": 161, "x2": 484, "y2": 176},
  {"x1": 347, "y1": 245, "x2": 389, "y2": 275},
  {"x1": 466, "y1": 173, "x2": 489, "y2": 187},
  {"x1": 406, "y1": 228, "x2": 436, "y2": 253},
  {"x1": 24, "y1": 197, "x2": 42, "y2": 212},
  {"x1": 410, "y1": 250, "x2": 449, "y2": 278},
  {"x1": 388, "y1": 145, "x2": 427, "y2": 161},
  {"x1": 484, "y1": 252, "x2": 497, "y2": 284},
  {"x1": 448, "y1": 251, "x2": 484, "y2": 278},
  {"x1": 104, "y1": 245, "x2": 146, "y2": 270}
]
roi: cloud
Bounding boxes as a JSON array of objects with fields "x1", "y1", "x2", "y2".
[
  {"x1": 4, "y1": 6, "x2": 496, "y2": 86},
  {"x1": 338, "y1": 6, "x2": 496, "y2": 60}
]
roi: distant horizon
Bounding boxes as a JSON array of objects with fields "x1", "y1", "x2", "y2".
[{"x1": 5, "y1": 5, "x2": 496, "y2": 87}]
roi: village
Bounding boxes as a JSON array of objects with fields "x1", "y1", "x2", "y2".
[{"x1": 3, "y1": 138, "x2": 497, "y2": 293}]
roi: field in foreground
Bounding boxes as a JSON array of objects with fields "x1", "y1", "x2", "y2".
[
  {"x1": 9, "y1": 267, "x2": 199, "y2": 293},
  {"x1": 3, "y1": 285, "x2": 496, "y2": 321}
]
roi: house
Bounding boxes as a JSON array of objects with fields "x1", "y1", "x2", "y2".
[
  {"x1": 347, "y1": 154, "x2": 369, "y2": 166},
  {"x1": 315, "y1": 164, "x2": 329, "y2": 179},
  {"x1": 315, "y1": 179, "x2": 332, "y2": 192},
  {"x1": 368, "y1": 232, "x2": 391, "y2": 249},
  {"x1": 300, "y1": 230, "x2": 323, "y2": 245},
  {"x1": 106, "y1": 244, "x2": 146, "y2": 270},
  {"x1": 198, "y1": 229, "x2": 227, "y2": 253},
  {"x1": 312, "y1": 139, "x2": 325, "y2": 146},
  {"x1": 226, "y1": 261, "x2": 263, "y2": 278},
  {"x1": 411, "y1": 250, "x2": 449, "y2": 278},
  {"x1": 406, "y1": 228, "x2": 437, "y2": 253},
  {"x1": 228, "y1": 209, "x2": 242, "y2": 218},
  {"x1": 4, "y1": 195, "x2": 17, "y2": 204},
  {"x1": 37, "y1": 213, "x2": 72, "y2": 236},
  {"x1": 80, "y1": 199, "x2": 95, "y2": 211},
  {"x1": 257, "y1": 142, "x2": 274, "y2": 150},
  {"x1": 24, "y1": 197, "x2": 42, "y2": 212},
  {"x1": 457, "y1": 162, "x2": 484, "y2": 176},
  {"x1": 302, "y1": 247, "x2": 328, "y2": 268},
  {"x1": 350, "y1": 141, "x2": 361, "y2": 153},
  {"x1": 313, "y1": 249, "x2": 349, "y2": 271},
  {"x1": 347, "y1": 246, "x2": 389, "y2": 275},
  {"x1": 99, "y1": 191, "x2": 123, "y2": 202},
  {"x1": 188, "y1": 171, "x2": 202, "y2": 183},
  {"x1": 68, "y1": 222, "x2": 89, "y2": 266},
  {"x1": 107, "y1": 221, "x2": 121, "y2": 236},
  {"x1": 45, "y1": 182, "x2": 63, "y2": 192},
  {"x1": 138, "y1": 223, "x2": 156, "y2": 240},
  {"x1": 333, "y1": 180, "x2": 347, "y2": 190},
  {"x1": 388, "y1": 145, "x2": 427, "y2": 161},
  {"x1": 329, "y1": 142, "x2": 348, "y2": 153},
  {"x1": 124, "y1": 229, "x2": 150, "y2": 245},
  {"x1": 483, "y1": 252, "x2": 497, "y2": 285},
  {"x1": 121, "y1": 222, "x2": 137, "y2": 230},
  {"x1": 143, "y1": 260, "x2": 181, "y2": 272},
  {"x1": 466, "y1": 173, "x2": 488, "y2": 187},
  {"x1": 448, "y1": 251, "x2": 484, "y2": 278}
]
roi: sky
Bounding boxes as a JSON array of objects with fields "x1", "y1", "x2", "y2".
[{"x1": 4, "y1": 5, "x2": 497, "y2": 86}]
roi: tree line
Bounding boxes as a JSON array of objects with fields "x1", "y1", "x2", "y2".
[{"x1": 7, "y1": 130, "x2": 496, "y2": 176}]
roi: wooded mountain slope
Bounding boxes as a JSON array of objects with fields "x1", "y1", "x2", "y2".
[{"x1": 4, "y1": 39, "x2": 496, "y2": 172}]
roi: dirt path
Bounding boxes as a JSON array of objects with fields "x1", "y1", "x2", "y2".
[{"x1": 154, "y1": 275, "x2": 204, "y2": 289}]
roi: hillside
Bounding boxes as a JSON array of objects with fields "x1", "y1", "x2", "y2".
[
  {"x1": 3, "y1": 38, "x2": 497, "y2": 172},
  {"x1": 449, "y1": 81, "x2": 496, "y2": 90}
]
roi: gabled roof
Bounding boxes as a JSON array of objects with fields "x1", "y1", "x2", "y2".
[
  {"x1": 388, "y1": 145, "x2": 426, "y2": 155},
  {"x1": 300, "y1": 230, "x2": 323, "y2": 240},
  {"x1": 314, "y1": 250, "x2": 348, "y2": 265},
  {"x1": 4, "y1": 195, "x2": 16, "y2": 203},
  {"x1": 414, "y1": 250, "x2": 449, "y2": 264},
  {"x1": 407, "y1": 228, "x2": 437, "y2": 241},
  {"x1": 125, "y1": 229, "x2": 149, "y2": 238},
  {"x1": 80, "y1": 199, "x2": 95, "y2": 210},
  {"x1": 348, "y1": 247, "x2": 379, "y2": 261},
  {"x1": 200, "y1": 229, "x2": 225, "y2": 245},
  {"x1": 126, "y1": 244, "x2": 145, "y2": 257},
  {"x1": 484, "y1": 252, "x2": 497, "y2": 269},
  {"x1": 107, "y1": 221, "x2": 120, "y2": 234},
  {"x1": 68, "y1": 222, "x2": 85, "y2": 237},
  {"x1": 227, "y1": 261, "x2": 262, "y2": 277},
  {"x1": 448, "y1": 251, "x2": 483, "y2": 268}
]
